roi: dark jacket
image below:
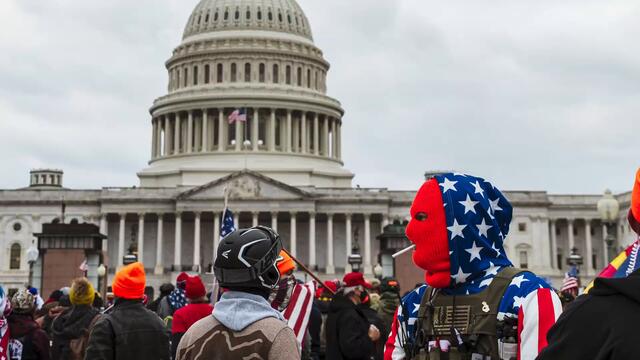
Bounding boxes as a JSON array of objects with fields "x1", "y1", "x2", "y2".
[
  {"x1": 376, "y1": 291, "x2": 399, "y2": 334},
  {"x1": 325, "y1": 293, "x2": 374, "y2": 360},
  {"x1": 358, "y1": 304, "x2": 385, "y2": 360},
  {"x1": 538, "y1": 270, "x2": 640, "y2": 360},
  {"x1": 85, "y1": 298, "x2": 170, "y2": 360},
  {"x1": 308, "y1": 302, "x2": 322, "y2": 360},
  {"x1": 8, "y1": 313, "x2": 51, "y2": 360},
  {"x1": 50, "y1": 305, "x2": 99, "y2": 360}
]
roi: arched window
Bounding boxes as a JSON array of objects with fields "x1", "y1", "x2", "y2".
[
  {"x1": 286, "y1": 65, "x2": 291, "y2": 84},
  {"x1": 297, "y1": 67, "x2": 302, "y2": 86},
  {"x1": 244, "y1": 63, "x2": 252, "y2": 82},
  {"x1": 259, "y1": 63, "x2": 265, "y2": 83},
  {"x1": 10, "y1": 243, "x2": 21, "y2": 270},
  {"x1": 235, "y1": 8, "x2": 240, "y2": 20},
  {"x1": 217, "y1": 63, "x2": 223, "y2": 83},
  {"x1": 205, "y1": 13, "x2": 210, "y2": 23},
  {"x1": 278, "y1": 12, "x2": 283, "y2": 23},
  {"x1": 193, "y1": 65, "x2": 199, "y2": 85},
  {"x1": 197, "y1": 15, "x2": 202, "y2": 25},
  {"x1": 204, "y1": 64, "x2": 210, "y2": 84},
  {"x1": 183, "y1": 68, "x2": 188, "y2": 87},
  {"x1": 224, "y1": 9, "x2": 229, "y2": 20},
  {"x1": 307, "y1": 69, "x2": 311, "y2": 88},
  {"x1": 214, "y1": 11, "x2": 219, "y2": 21},
  {"x1": 231, "y1": 63, "x2": 237, "y2": 82},
  {"x1": 315, "y1": 70, "x2": 319, "y2": 89},
  {"x1": 246, "y1": 7, "x2": 251, "y2": 19},
  {"x1": 287, "y1": 14, "x2": 292, "y2": 24},
  {"x1": 273, "y1": 64, "x2": 279, "y2": 83},
  {"x1": 268, "y1": 9, "x2": 273, "y2": 21},
  {"x1": 257, "y1": 9, "x2": 262, "y2": 20}
]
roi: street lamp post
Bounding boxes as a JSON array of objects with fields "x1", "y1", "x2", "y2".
[
  {"x1": 597, "y1": 189, "x2": 620, "y2": 263},
  {"x1": 97, "y1": 264, "x2": 108, "y2": 302},
  {"x1": 26, "y1": 242, "x2": 39, "y2": 287}
]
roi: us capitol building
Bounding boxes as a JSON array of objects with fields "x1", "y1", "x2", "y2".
[{"x1": 0, "y1": 0, "x2": 635, "y2": 293}]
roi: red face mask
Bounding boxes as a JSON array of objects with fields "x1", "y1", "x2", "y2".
[{"x1": 405, "y1": 179, "x2": 451, "y2": 288}]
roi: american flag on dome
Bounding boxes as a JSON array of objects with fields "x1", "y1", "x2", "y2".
[
  {"x1": 227, "y1": 108, "x2": 247, "y2": 124},
  {"x1": 220, "y1": 208, "x2": 236, "y2": 238}
]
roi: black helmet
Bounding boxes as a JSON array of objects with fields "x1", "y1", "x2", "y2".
[{"x1": 214, "y1": 226, "x2": 282, "y2": 290}]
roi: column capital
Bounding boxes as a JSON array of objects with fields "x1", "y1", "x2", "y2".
[
  {"x1": 290, "y1": 211, "x2": 298, "y2": 217},
  {"x1": 194, "y1": 212, "x2": 201, "y2": 218},
  {"x1": 251, "y1": 211, "x2": 260, "y2": 216},
  {"x1": 270, "y1": 211, "x2": 279, "y2": 217},
  {"x1": 344, "y1": 213, "x2": 352, "y2": 220},
  {"x1": 326, "y1": 212, "x2": 334, "y2": 219},
  {"x1": 118, "y1": 212, "x2": 127, "y2": 218},
  {"x1": 175, "y1": 212, "x2": 183, "y2": 218},
  {"x1": 566, "y1": 217, "x2": 575, "y2": 224},
  {"x1": 308, "y1": 211, "x2": 316, "y2": 218},
  {"x1": 363, "y1": 213, "x2": 371, "y2": 220}
]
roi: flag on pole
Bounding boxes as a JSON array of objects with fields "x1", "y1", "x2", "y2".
[
  {"x1": 227, "y1": 108, "x2": 247, "y2": 124},
  {"x1": 79, "y1": 259, "x2": 89, "y2": 272},
  {"x1": 585, "y1": 239, "x2": 640, "y2": 293},
  {"x1": 220, "y1": 208, "x2": 236, "y2": 238},
  {"x1": 560, "y1": 266, "x2": 579, "y2": 295},
  {"x1": 282, "y1": 281, "x2": 316, "y2": 344}
]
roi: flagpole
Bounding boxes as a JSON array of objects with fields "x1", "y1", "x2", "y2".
[{"x1": 282, "y1": 248, "x2": 335, "y2": 295}]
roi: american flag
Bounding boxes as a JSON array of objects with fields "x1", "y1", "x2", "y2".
[
  {"x1": 561, "y1": 266, "x2": 579, "y2": 293},
  {"x1": 282, "y1": 281, "x2": 316, "y2": 345},
  {"x1": 227, "y1": 108, "x2": 247, "y2": 124},
  {"x1": 220, "y1": 208, "x2": 236, "y2": 238}
]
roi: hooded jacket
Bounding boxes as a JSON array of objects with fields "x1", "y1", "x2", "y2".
[
  {"x1": 8, "y1": 313, "x2": 51, "y2": 360},
  {"x1": 325, "y1": 292, "x2": 374, "y2": 360},
  {"x1": 175, "y1": 291, "x2": 299, "y2": 360},
  {"x1": 385, "y1": 173, "x2": 561, "y2": 360},
  {"x1": 538, "y1": 269, "x2": 640, "y2": 360},
  {"x1": 50, "y1": 305, "x2": 99, "y2": 360}
]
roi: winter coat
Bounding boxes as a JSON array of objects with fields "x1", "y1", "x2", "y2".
[
  {"x1": 308, "y1": 302, "x2": 322, "y2": 360},
  {"x1": 325, "y1": 293, "x2": 374, "y2": 360},
  {"x1": 50, "y1": 305, "x2": 99, "y2": 360},
  {"x1": 170, "y1": 302, "x2": 213, "y2": 359},
  {"x1": 85, "y1": 298, "x2": 169, "y2": 360},
  {"x1": 176, "y1": 291, "x2": 299, "y2": 360},
  {"x1": 538, "y1": 269, "x2": 640, "y2": 360},
  {"x1": 7, "y1": 313, "x2": 50, "y2": 360},
  {"x1": 359, "y1": 304, "x2": 385, "y2": 360},
  {"x1": 376, "y1": 292, "x2": 399, "y2": 336}
]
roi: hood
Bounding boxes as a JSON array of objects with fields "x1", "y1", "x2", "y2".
[
  {"x1": 213, "y1": 291, "x2": 284, "y2": 332},
  {"x1": 407, "y1": 173, "x2": 513, "y2": 292},
  {"x1": 590, "y1": 268, "x2": 640, "y2": 303},
  {"x1": 52, "y1": 305, "x2": 99, "y2": 339},
  {"x1": 8, "y1": 313, "x2": 38, "y2": 338}
]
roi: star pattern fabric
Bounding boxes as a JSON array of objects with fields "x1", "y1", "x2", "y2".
[{"x1": 220, "y1": 208, "x2": 236, "y2": 238}]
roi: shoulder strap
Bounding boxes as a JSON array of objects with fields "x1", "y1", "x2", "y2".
[{"x1": 484, "y1": 267, "x2": 525, "y2": 306}]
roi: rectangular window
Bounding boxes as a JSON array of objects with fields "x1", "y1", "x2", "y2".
[
  {"x1": 519, "y1": 251, "x2": 528, "y2": 269},
  {"x1": 245, "y1": 63, "x2": 251, "y2": 82},
  {"x1": 193, "y1": 65, "x2": 199, "y2": 85},
  {"x1": 204, "y1": 64, "x2": 210, "y2": 84},
  {"x1": 557, "y1": 253, "x2": 563, "y2": 270},
  {"x1": 259, "y1": 63, "x2": 266, "y2": 83},
  {"x1": 518, "y1": 223, "x2": 527, "y2": 232},
  {"x1": 231, "y1": 63, "x2": 237, "y2": 82},
  {"x1": 297, "y1": 67, "x2": 302, "y2": 86},
  {"x1": 273, "y1": 64, "x2": 279, "y2": 83},
  {"x1": 286, "y1": 65, "x2": 291, "y2": 84},
  {"x1": 184, "y1": 68, "x2": 188, "y2": 87}
]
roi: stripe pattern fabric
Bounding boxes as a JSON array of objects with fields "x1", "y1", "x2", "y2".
[
  {"x1": 517, "y1": 288, "x2": 563, "y2": 360},
  {"x1": 281, "y1": 281, "x2": 316, "y2": 344}
]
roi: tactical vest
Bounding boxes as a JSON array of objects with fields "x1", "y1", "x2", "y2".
[{"x1": 416, "y1": 267, "x2": 523, "y2": 360}]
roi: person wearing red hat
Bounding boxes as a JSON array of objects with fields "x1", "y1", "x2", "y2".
[
  {"x1": 325, "y1": 272, "x2": 380, "y2": 360},
  {"x1": 85, "y1": 262, "x2": 169, "y2": 360},
  {"x1": 170, "y1": 275, "x2": 212, "y2": 359}
]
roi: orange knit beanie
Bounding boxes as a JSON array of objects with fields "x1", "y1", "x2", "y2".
[
  {"x1": 630, "y1": 169, "x2": 640, "y2": 234},
  {"x1": 277, "y1": 250, "x2": 296, "y2": 275},
  {"x1": 112, "y1": 262, "x2": 146, "y2": 299}
]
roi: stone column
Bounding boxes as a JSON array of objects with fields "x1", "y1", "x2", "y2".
[
  {"x1": 137, "y1": 213, "x2": 145, "y2": 265},
  {"x1": 218, "y1": 109, "x2": 226, "y2": 151},
  {"x1": 330, "y1": 118, "x2": 336, "y2": 158},
  {"x1": 313, "y1": 114, "x2": 319, "y2": 156},
  {"x1": 309, "y1": 213, "x2": 316, "y2": 267},
  {"x1": 151, "y1": 118, "x2": 157, "y2": 158},
  {"x1": 286, "y1": 110, "x2": 293, "y2": 152},
  {"x1": 194, "y1": 115, "x2": 201, "y2": 151},
  {"x1": 99, "y1": 215, "x2": 109, "y2": 253},
  {"x1": 194, "y1": 213, "x2": 201, "y2": 272},
  {"x1": 567, "y1": 218, "x2": 575, "y2": 252},
  {"x1": 337, "y1": 121, "x2": 342, "y2": 159},
  {"x1": 235, "y1": 116, "x2": 242, "y2": 151},
  {"x1": 290, "y1": 212, "x2": 297, "y2": 257},
  {"x1": 271, "y1": 212, "x2": 278, "y2": 232},
  {"x1": 174, "y1": 212, "x2": 182, "y2": 270},
  {"x1": 550, "y1": 219, "x2": 557, "y2": 270},
  {"x1": 322, "y1": 116, "x2": 329, "y2": 156},
  {"x1": 202, "y1": 109, "x2": 209, "y2": 152},
  {"x1": 174, "y1": 113, "x2": 181, "y2": 154},
  {"x1": 269, "y1": 109, "x2": 276, "y2": 152},
  {"x1": 585, "y1": 219, "x2": 593, "y2": 275},
  {"x1": 164, "y1": 115, "x2": 171, "y2": 156},
  {"x1": 326, "y1": 213, "x2": 335, "y2": 274},
  {"x1": 118, "y1": 213, "x2": 126, "y2": 268},
  {"x1": 364, "y1": 214, "x2": 372, "y2": 274},
  {"x1": 213, "y1": 212, "x2": 220, "y2": 263},
  {"x1": 252, "y1": 212, "x2": 259, "y2": 227},
  {"x1": 252, "y1": 108, "x2": 259, "y2": 151},
  {"x1": 187, "y1": 111, "x2": 194, "y2": 153},
  {"x1": 345, "y1": 214, "x2": 352, "y2": 273},
  {"x1": 301, "y1": 112, "x2": 307, "y2": 154},
  {"x1": 155, "y1": 214, "x2": 164, "y2": 275}
]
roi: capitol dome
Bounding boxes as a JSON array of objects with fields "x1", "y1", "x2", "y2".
[
  {"x1": 138, "y1": 0, "x2": 352, "y2": 189},
  {"x1": 183, "y1": 0, "x2": 313, "y2": 41}
]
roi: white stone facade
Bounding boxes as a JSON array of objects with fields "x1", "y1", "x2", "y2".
[{"x1": 0, "y1": 0, "x2": 636, "y2": 292}]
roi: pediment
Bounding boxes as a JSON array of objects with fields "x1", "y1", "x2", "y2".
[{"x1": 177, "y1": 171, "x2": 310, "y2": 201}]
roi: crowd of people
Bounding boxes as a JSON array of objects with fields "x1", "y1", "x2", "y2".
[{"x1": 1, "y1": 169, "x2": 640, "y2": 360}]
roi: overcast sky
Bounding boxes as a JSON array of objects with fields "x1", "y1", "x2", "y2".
[{"x1": 0, "y1": 0, "x2": 638, "y2": 194}]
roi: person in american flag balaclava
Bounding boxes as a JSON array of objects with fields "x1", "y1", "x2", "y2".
[{"x1": 384, "y1": 173, "x2": 562, "y2": 360}]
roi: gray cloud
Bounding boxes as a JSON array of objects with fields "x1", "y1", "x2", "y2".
[{"x1": 0, "y1": 0, "x2": 638, "y2": 194}]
